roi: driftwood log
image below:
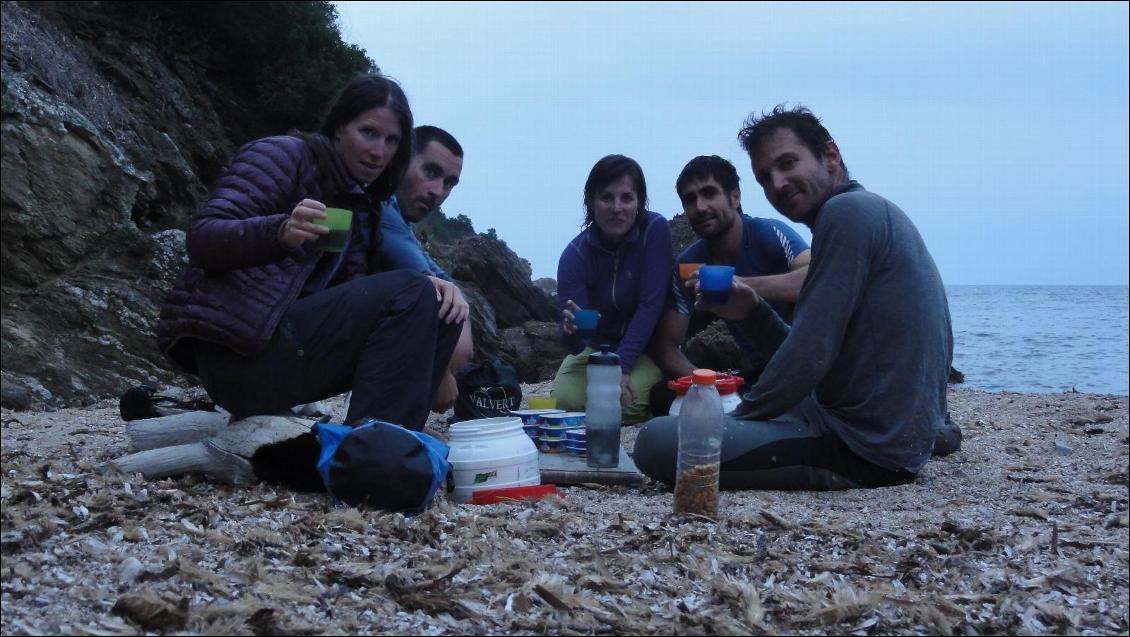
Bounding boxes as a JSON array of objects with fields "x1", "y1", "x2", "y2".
[
  {"x1": 111, "y1": 412, "x2": 313, "y2": 485},
  {"x1": 125, "y1": 411, "x2": 229, "y2": 451}
]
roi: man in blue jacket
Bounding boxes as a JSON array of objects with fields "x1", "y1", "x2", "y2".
[
  {"x1": 381, "y1": 125, "x2": 471, "y2": 412},
  {"x1": 635, "y1": 106, "x2": 956, "y2": 490}
]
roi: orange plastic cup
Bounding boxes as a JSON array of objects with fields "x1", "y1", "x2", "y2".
[{"x1": 679, "y1": 262, "x2": 704, "y2": 281}]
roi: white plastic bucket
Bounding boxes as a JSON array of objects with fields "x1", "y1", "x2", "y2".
[{"x1": 447, "y1": 417, "x2": 540, "y2": 504}]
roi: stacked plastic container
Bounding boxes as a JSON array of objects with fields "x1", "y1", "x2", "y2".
[
  {"x1": 511, "y1": 409, "x2": 564, "y2": 442},
  {"x1": 538, "y1": 411, "x2": 582, "y2": 450}
]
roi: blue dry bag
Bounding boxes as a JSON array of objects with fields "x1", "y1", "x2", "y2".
[{"x1": 314, "y1": 419, "x2": 449, "y2": 513}]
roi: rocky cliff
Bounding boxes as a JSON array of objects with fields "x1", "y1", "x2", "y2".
[
  {"x1": 0, "y1": 1, "x2": 560, "y2": 409},
  {"x1": 2, "y1": 1, "x2": 231, "y2": 408}
]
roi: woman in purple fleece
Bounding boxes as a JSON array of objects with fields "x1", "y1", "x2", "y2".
[
  {"x1": 553, "y1": 155, "x2": 673, "y2": 423},
  {"x1": 157, "y1": 75, "x2": 464, "y2": 442}
]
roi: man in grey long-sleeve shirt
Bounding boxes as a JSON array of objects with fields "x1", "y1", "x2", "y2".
[{"x1": 634, "y1": 105, "x2": 954, "y2": 490}]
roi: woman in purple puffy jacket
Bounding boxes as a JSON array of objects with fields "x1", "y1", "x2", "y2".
[{"x1": 157, "y1": 75, "x2": 465, "y2": 443}]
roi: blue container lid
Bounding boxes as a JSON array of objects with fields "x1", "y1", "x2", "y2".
[
  {"x1": 510, "y1": 409, "x2": 565, "y2": 423},
  {"x1": 542, "y1": 412, "x2": 586, "y2": 425}
]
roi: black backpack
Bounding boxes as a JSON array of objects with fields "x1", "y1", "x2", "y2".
[{"x1": 452, "y1": 359, "x2": 522, "y2": 422}]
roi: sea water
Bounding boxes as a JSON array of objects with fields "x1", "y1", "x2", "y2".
[{"x1": 947, "y1": 285, "x2": 1128, "y2": 395}]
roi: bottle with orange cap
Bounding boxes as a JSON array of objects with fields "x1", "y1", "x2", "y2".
[{"x1": 673, "y1": 368, "x2": 723, "y2": 517}]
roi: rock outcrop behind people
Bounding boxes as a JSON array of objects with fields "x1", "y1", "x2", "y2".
[
  {"x1": 420, "y1": 212, "x2": 564, "y2": 380},
  {"x1": 669, "y1": 211, "x2": 699, "y2": 256},
  {"x1": 532, "y1": 278, "x2": 558, "y2": 298},
  {"x1": 0, "y1": 1, "x2": 561, "y2": 408}
]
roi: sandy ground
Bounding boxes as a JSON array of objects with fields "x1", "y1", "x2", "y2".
[{"x1": 2, "y1": 386, "x2": 1127, "y2": 635}]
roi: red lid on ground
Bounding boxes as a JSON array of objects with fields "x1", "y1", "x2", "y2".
[{"x1": 468, "y1": 484, "x2": 563, "y2": 505}]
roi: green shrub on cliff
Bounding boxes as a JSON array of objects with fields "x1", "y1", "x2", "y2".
[
  {"x1": 102, "y1": 1, "x2": 376, "y2": 138},
  {"x1": 418, "y1": 210, "x2": 477, "y2": 246}
]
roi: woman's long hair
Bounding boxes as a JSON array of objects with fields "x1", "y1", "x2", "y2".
[{"x1": 318, "y1": 73, "x2": 414, "y2": 203}]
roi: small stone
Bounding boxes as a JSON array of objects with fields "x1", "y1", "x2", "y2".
[{"x1": 118, "y1": 557, "x2": 143, "y2": 585}]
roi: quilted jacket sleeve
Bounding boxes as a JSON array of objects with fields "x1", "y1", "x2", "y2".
[{"x1": 185, "y1": 137, "x2": 311, "y2": 271}]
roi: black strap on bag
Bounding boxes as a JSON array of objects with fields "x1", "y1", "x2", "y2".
[{"x1": 452, "y1": 359, "x2": 522, "y2": 422}]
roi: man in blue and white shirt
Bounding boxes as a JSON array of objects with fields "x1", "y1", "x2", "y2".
[
  {"x1": 648, "y1": 155, "x2": 810, "y2": 411},
  {"x1": 381, "y1": 126, "x2": 471, "y2": 412},
  {"x1": 382, "y1": 126, "x2": 463, "y2": 281}
]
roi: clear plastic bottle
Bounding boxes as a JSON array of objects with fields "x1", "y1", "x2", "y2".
[
  {"x1": 585, "y1": 345, "x2": 622, "y2": 468},
  {"x1": 674, "y1": 369, "x2": 723, "y2": 517}
]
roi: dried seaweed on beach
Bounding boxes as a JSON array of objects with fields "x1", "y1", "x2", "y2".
[{"x1": 2, "y1": 387, "x2": 1127, "y2": 635}]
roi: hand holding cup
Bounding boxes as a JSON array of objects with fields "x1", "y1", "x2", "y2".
[
  {"x1": 678, "y1": 262, "x2": 704, "y2": 283},
  {"x1": 562, "y1": 300, "x2": 599, "y2": 342},
  {"x1": 695, "y1": 273, "x2": 763, "y2": 321},
  {"x1": 279, "y1": 199, "x2": 329, "y2": 249},
  {"x1": 561, "y1": 300, "x2": 580, "y2": 335}
]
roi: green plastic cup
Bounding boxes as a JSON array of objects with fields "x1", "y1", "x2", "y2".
[{"x1": 313, "y1": 207, "x2": 352, "y2": 252}]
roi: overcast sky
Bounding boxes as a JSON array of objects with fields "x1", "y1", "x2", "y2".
[{"x1": 335, "y1": 1, "x2": 1128, "y2": 285}]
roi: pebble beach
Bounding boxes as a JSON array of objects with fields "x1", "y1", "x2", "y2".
[{"x1": 2, "y1": 386, "x2": 1126, "y2": 635}]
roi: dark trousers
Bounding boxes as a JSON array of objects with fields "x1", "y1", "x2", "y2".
[
  {"x1": 194, "y1": 270, "x2": 462, "y2": 430},
  {"x1": 632, "y1": 397, "x2": 917, "y2": 491}
]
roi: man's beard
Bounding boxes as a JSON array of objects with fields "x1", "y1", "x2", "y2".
[{"x1": 694, "y1": 213, "x2": 733, "y2": 241}]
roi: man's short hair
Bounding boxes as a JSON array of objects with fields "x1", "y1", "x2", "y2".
[
  {"x1": 676, "y1": 155, "x2": 740, "y2": 196},
  {"x1": 737, "y1": 104, "x2": 847, "y2": 176},
  {"x1": 414, "y1": 125, "x2": 463, "y2": 158}
]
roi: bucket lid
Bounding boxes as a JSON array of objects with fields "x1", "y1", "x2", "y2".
[
  {"x1": 587, "y1": 344, "x2": 620, "y2": 366},
  {"x1": 468, "y1": 484, "x2": 562, "y2": 505},
  {"x1": 449, "y1": 416, "x2": 523, "y2": 440}
]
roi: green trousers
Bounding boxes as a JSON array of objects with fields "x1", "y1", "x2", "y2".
[{"x1": 551, "y1": 348, "x2": 662, "y2": 424}]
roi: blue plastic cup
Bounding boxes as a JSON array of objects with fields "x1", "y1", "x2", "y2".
[
  {"x1": 698, "y1": 265, "x2": 735, "y2": 304},
  {"x1": 573, "y1": 309, "x2": 599, "y2": 341}
]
